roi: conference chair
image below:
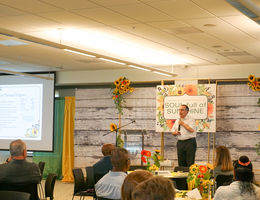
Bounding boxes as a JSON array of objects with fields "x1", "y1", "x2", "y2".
[
  {"x1": 72, "y1": 168, "x2": 95, "y2": 200},
  {"x1": 0, "y1": 190, "x2": 30, "y2": 200},
  {"x1": 0, "y1": 182, "x2": 39, "y2": 200},
  {"x1": 216, "y1": 174, "x2": 233, "y2": 188},
  {"x1": 38, "y1": 161, "x2": 46, "y2": 198},
  {"x1": 45, "y1": 173, "x2": 57, "y2": 200}
]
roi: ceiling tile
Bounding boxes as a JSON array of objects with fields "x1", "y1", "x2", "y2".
[
  {"x1": 0, "y1": 4, "x2": 26, "y2": 17},
  {"x1": 73, "y1": 7, "x2": 136, "y2": 25},
  {"x1": 144, "y1": 0, "x2": 213, "y2": 19},
  {"x1": 108, "y1": 3, "x2": 174, "y2": 22},
  {"x1": 0, "y1": 0, "x2": 61, "y2": 13},
  {"x1": 38, "y1": 11, "x2": 103, "y2": 28},
  {"x1": 40, "y1": 0, "x2": 98, "y2": 10}
]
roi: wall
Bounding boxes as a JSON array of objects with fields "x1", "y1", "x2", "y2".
[{"x1": 74, "y1": 83, "x2": 260, "y2": 177}]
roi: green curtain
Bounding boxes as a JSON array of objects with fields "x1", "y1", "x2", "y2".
[{"x1": 33, "y1": 97, "x2": 65, "y2": 179}]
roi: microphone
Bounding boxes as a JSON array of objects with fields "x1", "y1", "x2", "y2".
[{"x1": 178, "y1": 119, "x2": 181, "y2": 131}]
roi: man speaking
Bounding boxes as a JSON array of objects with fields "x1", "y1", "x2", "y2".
[{"x1": 172, "y1": 104, "x2": 196, "y2": 167}]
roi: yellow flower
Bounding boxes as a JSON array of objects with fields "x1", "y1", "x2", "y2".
[
  {"x1": 155, "y1": 149, "x2": 160, "y2": 153},
  {"x1": 174, "y1": 87, "x2": 185, "y2": 96},
  {"x1": 189, "y1": 164, "x2": 199, "y2": 174},
  {"x1": 206, "y1": 163, "x2": 213, "y2": 170},
  {"x1": 149, "y1": 164, "x2": 159, "y2": 171},
  {"x1": 119, "y1": 89, "x2": 124, "y2": 94},
  {"x1": 114, "y1": 80, "x2": 120, "y2": 87},
  {"x1": 248, "y1": 75, "x2": 255, "y2": 82},
  {"x1": 129, "y1": 87, "x2": 134, "y2": 93},
  {"x1": 118, "y1": 77, "x2": 124, "y2": 82},
  {"x1": 110, "y1": 123, "x2": 117, "y2": 132},
  {"x1": 125, "y1": 80, "x2": 130, "y2": 85}
]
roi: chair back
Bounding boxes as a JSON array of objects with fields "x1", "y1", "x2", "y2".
[
  {"x1": 38, "y1": 161, "x2": 45, "y2": 179},
  {"x1": 0, "y1": 190, "x2": 30, "y2": 200},
  {"x1": 0, "y1": 182, "x2": 39, "y2": 200},
  {"x1": 216, "y1": 174, "x2": 233, "y2": 188},
  {"x1": 72, "y1": 168, "x2": 86, "y2": 194},
  {"x1": 174, "y1": 166, "x2": 189, "y2": 172},
  {"x1": 45, "y1": 173, "x2": 57, "y2": 200},
  {"x1": 85, "y1": 166, "x2": 95, "y2": 189},
  {"x1": 129, "y1": 165, "x2": 147, "y2": 171}
]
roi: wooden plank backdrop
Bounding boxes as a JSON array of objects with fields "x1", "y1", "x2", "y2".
[{"x1": 74, "y1": 84, "x2": 260, "y2": 179}]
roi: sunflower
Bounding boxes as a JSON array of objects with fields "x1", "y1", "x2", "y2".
[
  {"x1": 248, "y1": 75, "x2": 255, "y2": 82},
  {"x1": 155, "y1": 149, "x2": 160, "y2": 153},
  {"x1": 110, "y1": 123, "x2": 117, "y2": 132},
  {"x1": 114, "y1": 80, "x2": 120, "y2": 87},
  {"x1": 175, "y1": 87, "x2": 185, "y2": 96},
  {"x1": 118, "y1": 77, "x2": 123, "y2": 82},
  {"x1": 129, "y1": 87, "x2": 134, "y2": 93}
]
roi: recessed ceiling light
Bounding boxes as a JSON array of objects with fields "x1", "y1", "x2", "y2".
[{"x1": 204, "y1": 24, "x2": 216, "y2": 27}]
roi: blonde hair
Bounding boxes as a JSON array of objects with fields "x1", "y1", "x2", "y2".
[
  {"x1": 214, "y1": 146, "x2": 233, "y2": 172},
  {"x1": 121, "y1": 170, "x2": 153, "y2": 200}
]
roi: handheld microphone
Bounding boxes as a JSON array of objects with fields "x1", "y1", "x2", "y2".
[{"x1": 178, "y1": 124, "x2": 181, "y2": 131}]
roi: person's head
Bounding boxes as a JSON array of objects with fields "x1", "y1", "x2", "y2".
[
  {"x1": 102, "y1": 144, "x2": 116, "y2": 156},
  {"x1": 214, "y1": 146, "x2": 233, "y2": 171},
  {"x1": 132, "y1": 176, "x2": 175, "y2": 200},
  {"x1": 121, "y1": 170, "x2": 153, "y2": 200},
  {"x1": 9, "y1": 139, "x2": 27, "y2": 159},
  {"x1": 111, "y1": 147, "x2": 130, "y2": 172},
  {"x1": 179, "y1": 104, "x2": 189, "y2": 119},
  {"x1": 233, "y1": 155, "x2": 254, "y2": 182}
]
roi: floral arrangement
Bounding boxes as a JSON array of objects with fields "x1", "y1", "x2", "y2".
[
  {"x1": 112, "y1": 77, "x2": 134, "y2": 114},
  {"x1": 248, "y1": 75, "x2": 260, "y2": 107},
  {"x1": 141, "y1": 149, "x2": 163, "y2": 172},
  {"x1": 187, "y1": 163, "x2": 213, "y2": 198},
  {"x1": 109, "y1": 123, "x2": 124, "y2": 147}
]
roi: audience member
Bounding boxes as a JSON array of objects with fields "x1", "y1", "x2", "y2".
[
  {"x1": 214, "y1": 155, "x2": 260, "y2": 200},
  {"x1": 132, "y1": 176, "x2": 175, "y2": 200},
  {"x1": 0, "y1": 139, "x2": 41, "y2": 184},
  {"x1": 213, "y1": 146, "x2": 233, "y2": 177},
  {"x1": 121, "y1": 170, "x2": 153, "y2": 200},
  {"x1": 93, "y1": 144, "x2": 116, "y2": 183},
  {"x1": 95, "y1": 147, "x2": 130, "y2": 200}
]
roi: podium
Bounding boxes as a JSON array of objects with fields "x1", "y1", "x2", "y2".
[{"x1": 121, "y1": 129, "x2": 146, "y2": 165}]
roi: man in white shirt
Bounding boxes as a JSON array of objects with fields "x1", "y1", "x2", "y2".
[{"x1": 172, "y1": 104, "x2": 196, "y2": 167}]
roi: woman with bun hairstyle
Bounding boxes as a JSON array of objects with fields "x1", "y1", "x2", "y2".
[{"x1": 214, "y1": 155, "x2": 260, "y2": 200}]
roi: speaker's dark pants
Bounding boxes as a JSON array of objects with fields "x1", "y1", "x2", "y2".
[{"x1": 177, "y1": 137, "x2": 196, "y2": 167}]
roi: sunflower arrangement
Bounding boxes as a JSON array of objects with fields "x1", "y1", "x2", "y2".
[
  {"x1": 187, "y1": 163, "x2": 213, "y2": 198},
  {"x1": 248, "y1": 75, "x2": 260, "y2": 92},
  {"x1": 112, "y1": 77, "x2": 134, "y2": 114}
]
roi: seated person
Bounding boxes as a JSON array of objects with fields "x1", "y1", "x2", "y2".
[
  {"x1": 121, "y1": 170, "x2": 153, "y2": 200},
  {"x1": 214, "y1": 155, "x2": 260, "y2": 200},
  {"x1": 213, "y1": 146, "x2": 233, "y2": 177},
  {"x1": 132, "y1": 176, "x2": 175, "y2": 200},
  {"x1": 93, "y1": 144, "x2": 115, "y2": 183},
  {"x1": 95, "y1": 147, "x2": 130, "y2": 200},
  {"x1": 0, "y1": 139, "x2": 41, "y2": 184}
]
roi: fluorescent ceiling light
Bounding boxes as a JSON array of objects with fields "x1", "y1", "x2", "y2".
[
  {"x1": 99, "y1": 58, "x2": 126, "y2": 65},
  {"x1": 128, "y1": 65, "x2": 151, "y2": 72},
  {"x1": 0, "y1": 39, "x2": 27, "y2": 46},
  {"x1": 153, "y1": 71, "x2": 172, "y2": 77},
  {"x1": 50, "y1": 29, "x2": 186, "y2": 66},
  {"x1": 64, "y1": 49, "x2": 96, "y2": 58}
]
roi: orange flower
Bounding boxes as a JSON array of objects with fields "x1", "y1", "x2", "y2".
[
  {"x1": 141, "y1": 156, "x2": 146, "y2": 163},
  {"x1": 184, "y1": 85, "x2": 197, "y2": 96},
  {"x1": 208, "y1": 103, "x2": 213, "y2": 117},
  {"x1": 166, "y1": 119, "x2": 176, "y2": 129},
  {"x1": 199, "y1": 165, "x2": 207, "y2": 174}
]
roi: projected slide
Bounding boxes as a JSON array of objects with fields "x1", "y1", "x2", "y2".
[
  {"x1": 0, "y1": 84, "x2": 42, "y2": 140},
  {"x1": 0, "y1": 73, "x2": 54, "y2": 151}
]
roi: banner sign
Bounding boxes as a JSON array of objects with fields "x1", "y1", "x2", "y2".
[{"x1": 156, "y1": 84, "x2": 216, "y2": 132}]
